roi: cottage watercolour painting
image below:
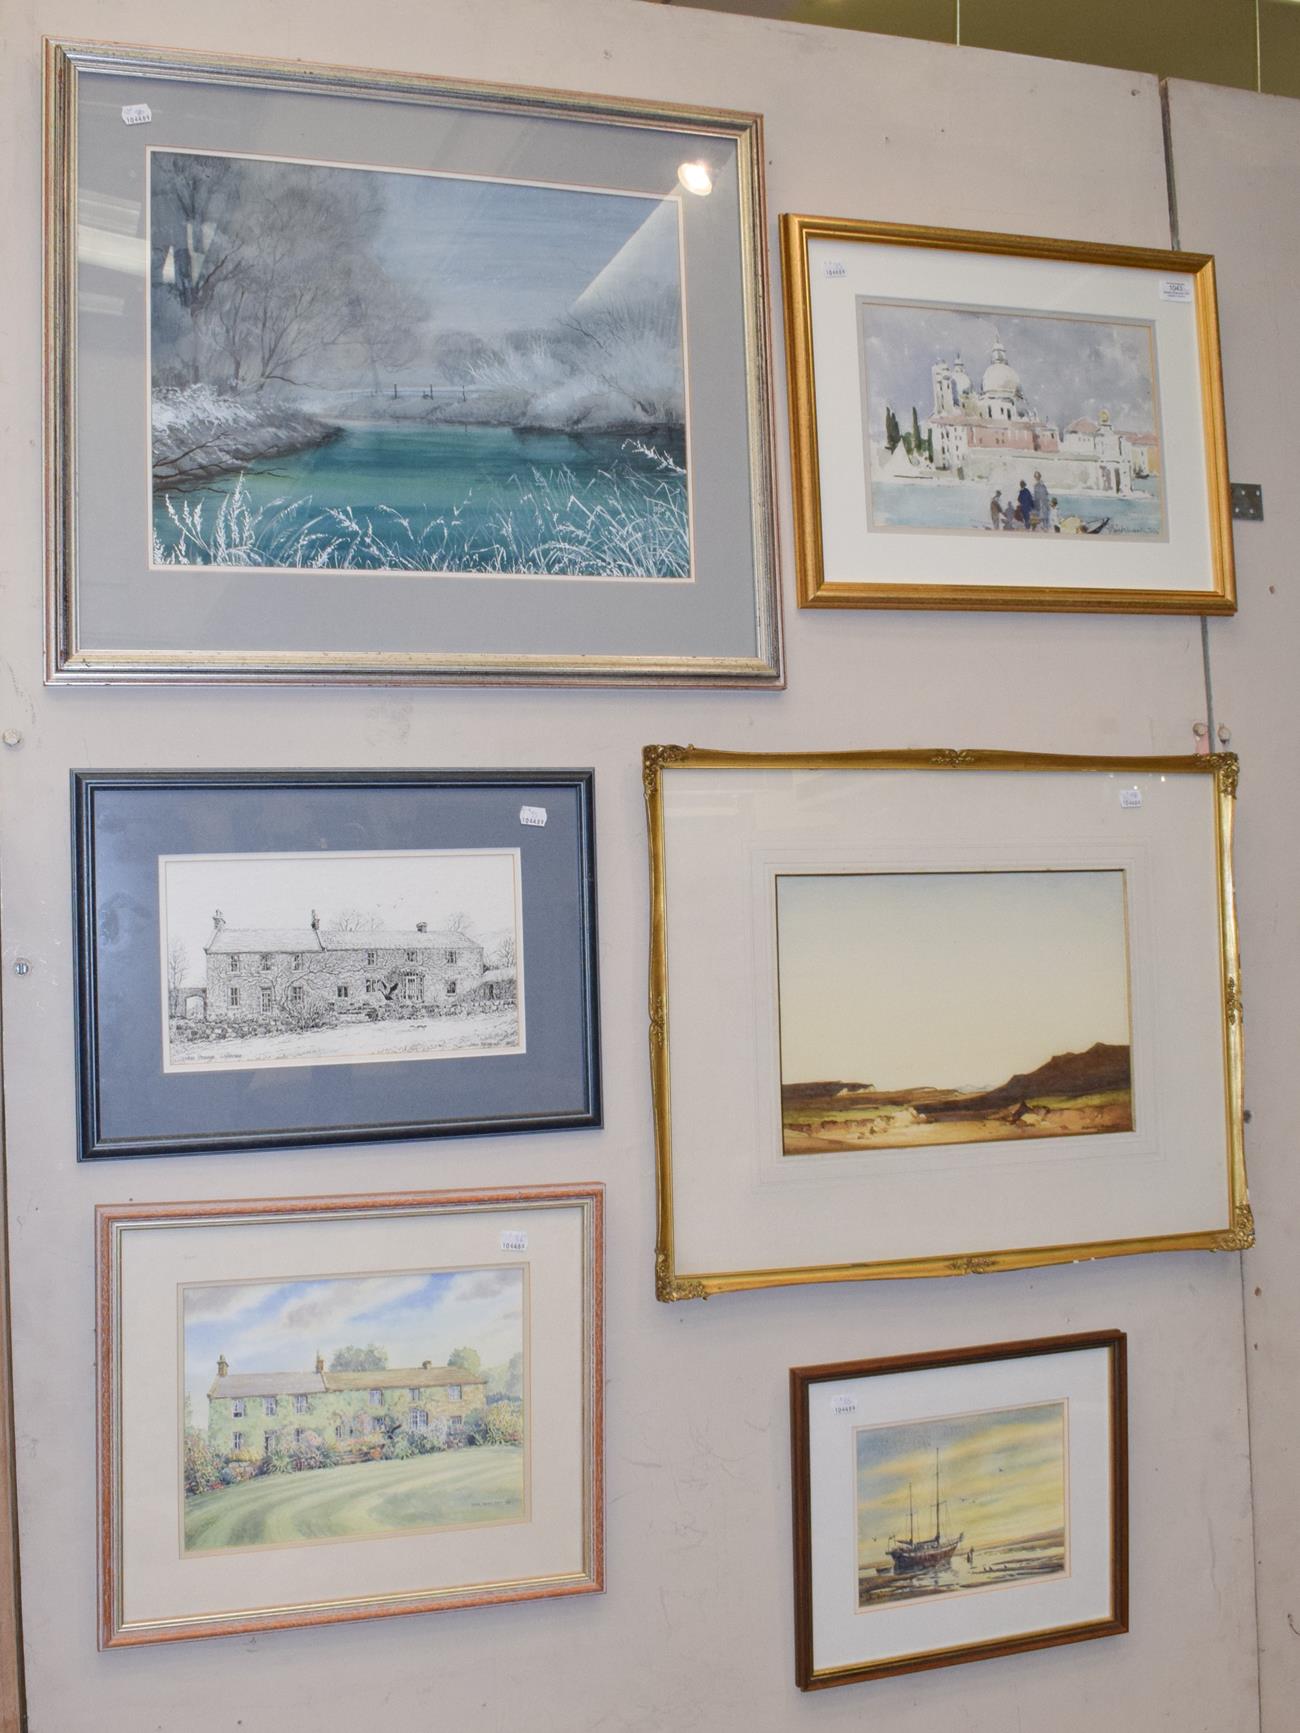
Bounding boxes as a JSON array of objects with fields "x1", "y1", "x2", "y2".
[
  {"x1": 859, "y1": 299, "x2": 1165, "y2": 540},
  {"x1": 159, "y1": 847, "x2": 524, "y2": 1073},
  {"x1": 855, "y1": 1402, "x2": 1068, "y2": 1611},
  {"x1": 775, "y1": 869, "x2": 1134, "y2": 1156},
  {"x1": 182, "y1": 1263, "x2": 528, "y2": 1556},
  {"x1": 149, "y1": 147, "x2": 693, "y2": 582}
]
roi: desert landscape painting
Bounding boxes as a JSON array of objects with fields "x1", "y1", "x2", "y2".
[
  {"x1": 776, "y1": 868, "x2": 1133, "y2": 1155},
  {"x1": 856, "y1": 1401, "x2": 1068, "y2": 1610}
]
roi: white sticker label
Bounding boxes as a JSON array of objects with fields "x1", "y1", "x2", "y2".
[
  {"x1": 499, "y1": 1230, "x2": 528, "y2": 1252},
  {"x1": 1161, "y1": 278, "x2": 1193, "y2": 303},
  {"x1": 831, "y1": 1394, "x2": 857, "y2": 1415},
  {"x1": 519, "y1": 805, "x2": 547, "y2": 827},
  {"x1": 121, "y1": 103, "x2": 153, "y2": 126},
  {"x1": 1119, "y1": 787, "x2": 1143, "y2": 809},
  {"x1": 823, "y1": 259, "x2": 847, "y2": 279}
]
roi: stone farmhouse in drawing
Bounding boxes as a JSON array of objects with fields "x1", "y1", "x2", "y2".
[
  {"x1": 206, "y1": 1353, "x2": 489, "y2": 1458},
  {"x1": 192, "y1": 909, "x2": 515, "y2": 1024}
]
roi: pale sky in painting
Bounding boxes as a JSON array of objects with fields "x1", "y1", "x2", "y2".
[
  {"x1": 775, "y1": 869, "x2": 1131, "y2": 1088},
  {"x1": 860, "y1": 301, "x2": 1159, "y2": 437},
  {"x1": 856, "y1": 1402, "x2": 1067, "y2": 1561}
]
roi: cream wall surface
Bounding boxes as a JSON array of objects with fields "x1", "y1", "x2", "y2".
[
  {"x1": 1168, "y1": 76, "x2": 1300, "y2": 1733},
  {"x1": 0, "y1": 2, "x2": 1272, "y2": 1728}
]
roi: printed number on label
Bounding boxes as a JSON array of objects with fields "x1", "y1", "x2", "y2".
[
  {"x1": 831, "y1": 1394, "x2": 857, "y2": 1415},
  {"x1": 121, "y1": 103, "x2": 152, "y2": 125},
  {"x1": 519, "y1": 806, "x2": 548, "y2": 827},
  {"x1": 1119, "y1": 787, "x2": 1143, "y2": 809},
  {"x1": 500, "y1": 1230, "x2": 528, "y2": 1252}
]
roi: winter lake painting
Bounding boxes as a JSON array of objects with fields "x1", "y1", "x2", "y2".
[
  {"x1": 776, "y1": 869, "x2": 1134, "y2": 1154},
  {"x1": 160, "y1": 847, "x2": 523, "y2": 1073},
  {"x1": 149, "y1": 149, "x2": 690, "y2": 578},
  {"x1": 856, "y1": 1402, "x2": 1068, "y2": 1610},
  {"x1": 182, "y1": 1264, "x2": 527, "y2": 1554},
  {"x1": 858, "y1": 298, "x2": 1165, "y2": 540}
]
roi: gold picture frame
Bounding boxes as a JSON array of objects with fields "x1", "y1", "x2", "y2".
[
  {"x1": 97, "y1": 1185, "x2": 603, "y2": 1645},
  {"x1": 780, "y1": 215, "x2": 1235, "y2": 614},
  {"x1": 645, "y1": 747, "x2": 1249, "y2": 1300}
]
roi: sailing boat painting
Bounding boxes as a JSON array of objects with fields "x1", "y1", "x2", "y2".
[{"x1": 856, "y1": 1402, "x2": 1068, "y2": 1609}]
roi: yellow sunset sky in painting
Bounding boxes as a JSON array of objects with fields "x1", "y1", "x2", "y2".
[
  {"x1": 856, "y1": 1402, "x2": 1068, "y2": 1562},
  {"x1": 776, "y1": 869, "x2": 1131, "y2": 1089}
]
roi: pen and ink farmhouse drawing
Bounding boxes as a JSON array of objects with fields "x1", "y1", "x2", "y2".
[
  {"x1": 162, "y1": 847, "x2": 523, "y2": 1071},
  {"x1": 860, "y1": 299, "x2": 1165, "y2": 537},
  {"x1": 199, "y1": 908, "x2": 513, "y2": 1022}
]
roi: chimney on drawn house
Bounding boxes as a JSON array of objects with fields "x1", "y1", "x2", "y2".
[
  {"x1": 310, "y1": 910, "x2": 320, "y2": 931},
  {"x1": 416, "y1": 922, "x2": 427, "y2": 933},
  {"x1": 217, "y1": 1355, "x2": 228, "y2": 1378},
  {"x1": 315, "y1": 1353, "x2": 325, "y2": 1374},
  {"x1": 212, "y1": 910, "x2": 225, "y2": 934}
]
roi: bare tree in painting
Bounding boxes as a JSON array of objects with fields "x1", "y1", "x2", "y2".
[{"x1": 167, "y1": 939, "x2": 190, "y2": 1016}]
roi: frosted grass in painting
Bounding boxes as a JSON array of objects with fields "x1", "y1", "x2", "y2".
[
  {"x1": 856, "y1": 1402, "x2": 1068, "y2": 1609},
  {"x1": 182, "y1": 1264, "x2": 527, "y2": 1554},
  {"x1": 149, "y1": 151, "x2": 690, "y2": 578},
  {"x1": 859, "y1": 299, "x2": 1165, "y2": 540},
  {"x1": 777, "y1": 869, "x2": 1133, "y2": 1154}
]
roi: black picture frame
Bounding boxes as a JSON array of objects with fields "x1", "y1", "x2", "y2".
[{"x1": 73, "y1": 769, "x2": 600, "y2": 1159}]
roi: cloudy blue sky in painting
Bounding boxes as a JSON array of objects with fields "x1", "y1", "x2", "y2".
[
  {"x1": 860, "y1": 300, "x2": 1160, "y2": 445},
  {"x1": 183, "y1": 1265, "x2": 524, "y2": 1422}
]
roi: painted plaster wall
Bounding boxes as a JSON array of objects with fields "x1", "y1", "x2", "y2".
[
  {"x1": 1166, "y1": 77, "x2": 1300, "y2": 1733},
  {"x1": 0, "y1": 2, "x2": 1273, "y2": 1728}
]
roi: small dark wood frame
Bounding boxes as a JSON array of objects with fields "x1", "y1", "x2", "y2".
[{"x1": 790, "y1": 1330, "x2": 1128, "y2": 1689}]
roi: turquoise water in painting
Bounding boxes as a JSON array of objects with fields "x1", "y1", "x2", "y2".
[
  {"x1": 870, "y1": 475, "x2": 1163, "y2": 537},
  {"x1": 152, "y1": 422, "x2": 690, "y2": 577}
]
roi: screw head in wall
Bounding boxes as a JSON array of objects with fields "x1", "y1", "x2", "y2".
[{"x1": 12, "y1": 960, "x2": 31, "y2": 977}]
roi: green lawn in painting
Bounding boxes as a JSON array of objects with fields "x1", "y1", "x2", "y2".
[{"x1": 184, "y1": 1446, "x2": 524, "y2": 1553}]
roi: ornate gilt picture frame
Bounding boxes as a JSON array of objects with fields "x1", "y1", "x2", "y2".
[
  {"x1": 645, "y1": 746, "x2": 1249, "y2": 1300},
  {"x1": 98, "y1": 1185, "x2": 603, "y2": 1645},
  {"x1": 781, "y1": 215, "x2": 1235, "y2": 614}
]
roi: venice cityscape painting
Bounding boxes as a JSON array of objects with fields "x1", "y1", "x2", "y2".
[
  {"x1": 182, "y1": 1263, "x2": 528, "y2": 1554},
  {"x1": 149, "y1": 149, "x2": 690, "y2": 578},
  {"x1": 776, "y1": 868, "x2": 1134, "y2": 1154},
  {"x1": 858, "y1": 298, "x2": 1165, "y2": 539},
  {"x1": 855, "y1": 1402, "x2": 1068, "y2": 1610},
  {"x1": 160, "y1": 847, "x2": 523, "y2": 1073}
]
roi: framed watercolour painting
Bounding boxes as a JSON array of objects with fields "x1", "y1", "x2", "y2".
[
  {"x1": 45, "y1": 40, "x2": 781, "y2": 685},
  {"x1": 644, "y1": 746, "x2": 1249, "y2": 1299},
  {"x1": 97, "y1": 1185, "x2": 603, "y2": 1644},
  {"x1": 780, "y1": 216, "x2": 1234, "y2": 613},
  {"x1": 73, "y1": 769, "x2": 599, "y2": 1157},
  {"x1": 791, "y1": 1332, "x2": 1126, "y2": 1687}
]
